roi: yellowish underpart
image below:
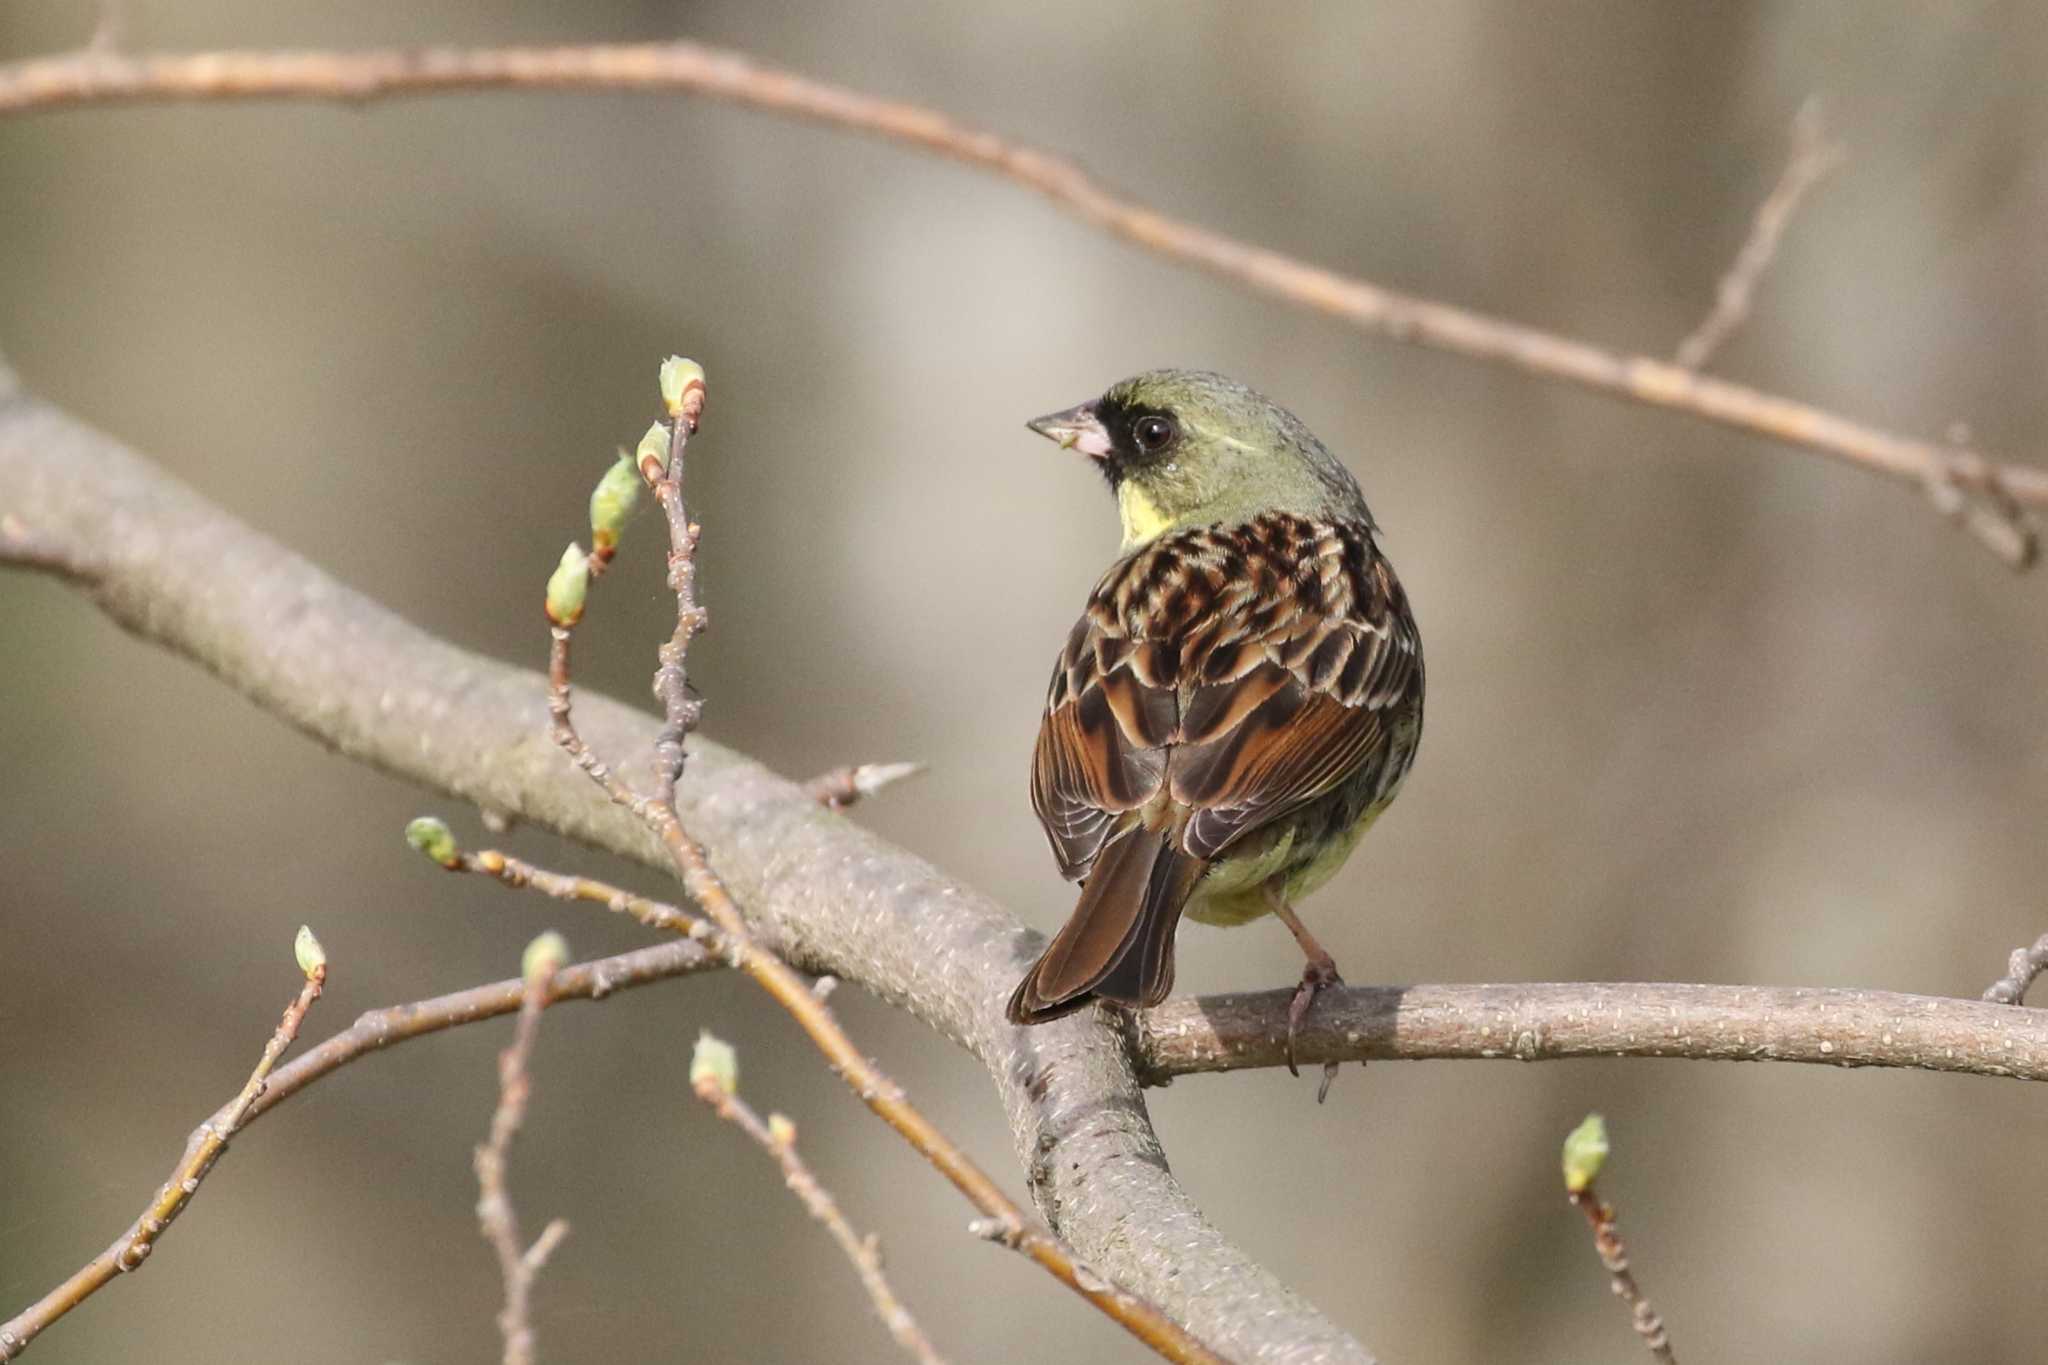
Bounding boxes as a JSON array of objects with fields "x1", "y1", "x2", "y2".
[
  {"x1": 1185, "y1": 801, "x2": 1385, "y2": 927},
  {"x1": 1117, "y1": 481, "x2": 1176, "y2": 549}
]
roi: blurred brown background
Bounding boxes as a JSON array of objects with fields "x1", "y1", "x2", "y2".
[{"x1": 5, "y1": 3, "x2": 2047, "y2": 1362}]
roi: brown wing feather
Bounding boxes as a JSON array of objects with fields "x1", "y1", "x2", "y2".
[{"x1": 1032, "y1": 514, "x2": 1420, "y2": 876}]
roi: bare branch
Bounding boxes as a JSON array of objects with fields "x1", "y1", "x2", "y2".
[
  {"x1": 1675, "y1": 98, "x2": 1843, "y2": 371},
  {"x1": 0, "y1": 940, "x2": 327, "y2": 1361},
  {"x1": 690, "y1": 1039, "x2": 949, "y2": 1365},
  {"x1": 0, "y1": 43, "x2": 2042, "y2": 561},
  {"x1": 475, "y1": 943, "x2": 569, "y2": 1365},
  {"x1": 1568, "y1": 1188, "x2": 1676, "y2": 1363},
  {"x1": 1138, "y1": 981, "x2": 2048, "y2": 1083},
  {"x1": 1983, "y1": 932, "x2": 2048, "y2": 1006}
]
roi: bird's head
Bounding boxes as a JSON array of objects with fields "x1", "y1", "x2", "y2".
[{"x1": 1027, "y1": 369, "x2": 1370, "y2": 550}]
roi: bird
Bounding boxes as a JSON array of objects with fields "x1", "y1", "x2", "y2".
[{"x1": 1005, "y1": 369, "x2": 1424, "y2": 1098}]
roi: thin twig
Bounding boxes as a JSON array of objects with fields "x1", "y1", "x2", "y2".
[
  {"x1": 1675, "y1": 98, "x2": 1843, "y2": 371},
  {"x1": 458, "y1": 847, "x2": 716, "y2": 943},
  {"x1": 0, "y1": 944, "x2": 327, "y2": 1361},
  {"x1": 475, "y1": 948, "x2": 569, "y2": 1365},
  {"x1": 254, "y1": 942, "x2": 717, "y2": 1122},
  {"x1": 691, "y1": 1057, "x2": 949, "y2": 1365},
  {"x1": 545, "y1": 366, "x2": 1226, "y2": 1365},
  {"x1": 803, "y1": 761, "x2": 926, "y2": 811},
  {"x1": 0, "y1": 43, "x2": 2040, "y2": 564},
  {"x1": 1568, "y1": 1185, "x2": 1676, "y2": 1364},
  {"x1": 1983, "y1": 932, "x2": 2048, "y2": 1006}
]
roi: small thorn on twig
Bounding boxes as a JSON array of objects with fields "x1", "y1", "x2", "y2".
[{"x1": 804, "y1": 761, "x2": 927, "y2": 811}]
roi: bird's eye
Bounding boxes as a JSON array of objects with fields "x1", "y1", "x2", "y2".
[{"x1": 1132, "y1": 414, "x2": 1177, "y2": 453}]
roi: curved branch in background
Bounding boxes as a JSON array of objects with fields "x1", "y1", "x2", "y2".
[
  {"x1": 0, "y1": 40, "x2": 2040, "y2": 563},
  {"x1": 0, "y1": 365, "x2": 1378, "y2": 1365}
]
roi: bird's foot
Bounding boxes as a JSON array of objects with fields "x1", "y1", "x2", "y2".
[{"x1": 1285, "y1": 958, "x2": 1345, "y2": 1102}]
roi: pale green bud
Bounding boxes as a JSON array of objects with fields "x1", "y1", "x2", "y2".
[
  {"x1": 634, "y1": 421, "x2": 670, "y2": 483},
  {"x1": 544, "y1": 542, "x2": 590, "y2": 627},
  {"x1": 690, "y1": 1030, "x2": 739, "y2": 1097},
  {"x1": 404, "y1": 815, "x2": 460, "y2": 869},
  {"x1": 1562, "y1": 1113, "x2": 1609, "y2": 1194},
  {"x1": 522, "y1": 930, "x2": 570, "y2": 986},
  {"x1": 589, "y1": 455, "x2": 641, "y2": 554},
  {"x1": 658, "y1": 356, "x2": 706, "y2": 422},
  {"x1": 293, "y1": 924, "x2": 327, "y2": 978}
]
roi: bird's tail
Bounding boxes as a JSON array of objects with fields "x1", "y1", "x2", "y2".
[{"x1": 1007, "y1": 827, "x2": 1208, "y2": 1025}]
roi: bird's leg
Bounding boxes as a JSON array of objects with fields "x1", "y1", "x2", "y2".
[{"x1": 1265, "y1": 890, "x2": 1344, "y2": 1101}]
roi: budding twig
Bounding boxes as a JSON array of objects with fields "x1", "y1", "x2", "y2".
[
  {"x1": 0, "y1": 931, "x2": 329, "y2": 1361},
  {"x1": 537, "y1": 359, "x2": 1226, "y2": 1365},
  {"x1": 475, "y1": 935, "x2": 572, "y2": 1365},
  {"x1": 1560, "y1": 1115, "x2": 1677, "y2": 1365},
  {"x1": 689, "y1": 1033, "x2": 949, "y2": 1365}
]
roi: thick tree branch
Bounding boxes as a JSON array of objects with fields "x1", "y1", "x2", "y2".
[
  {"x1": 0, "y1": 364, "x2": 1376, "y2": 1364},
  {"x1": 0, "y1": 41, "x2": 2042, "y2": 563}
]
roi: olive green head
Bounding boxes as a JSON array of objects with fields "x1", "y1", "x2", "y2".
[{"x1": 1027, "y1": 369, "x2": 1372, "y2": 549}]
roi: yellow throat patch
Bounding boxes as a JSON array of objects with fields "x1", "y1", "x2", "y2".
[{"x1": 1117, "y1": 482, "x2": 1175, "y2": 549}]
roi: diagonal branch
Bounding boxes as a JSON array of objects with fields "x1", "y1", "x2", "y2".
[
  {"x1": 0, "y1": 41, "x2": 2041, "y2": 563},
  {"x1": 0, "y1": 365, "x2": 1377, "y2": 1363},
  {"x1": 0, "y1": 936, "x2": 327, "y2": 1361},
  {"x1": 690, "y1": 1038, "x2": 950, "y2": 1365}
]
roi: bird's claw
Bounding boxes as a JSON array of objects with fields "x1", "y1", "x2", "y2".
[{"x1": 1285, "y1": 959, "x2": 1345, "y2": 1100}]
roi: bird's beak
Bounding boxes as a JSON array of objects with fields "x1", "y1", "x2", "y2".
[{"x1": 1026, "y1": 401, "x2": 1113, "y2": 460}]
